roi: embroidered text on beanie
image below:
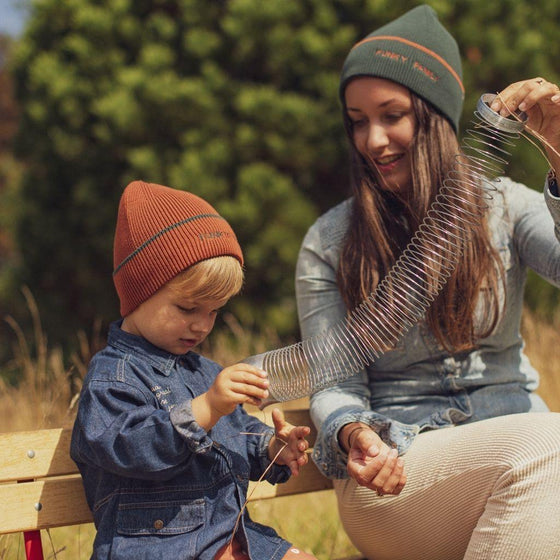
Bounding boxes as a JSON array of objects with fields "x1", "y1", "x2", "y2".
[{"x1": 339, "y1": 4, "x2": 464, "y2": 131}]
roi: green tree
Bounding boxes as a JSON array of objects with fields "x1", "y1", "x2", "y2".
[
  {"x1": 0, "y1": 31, "x2": 25, "y2": 368},
  {"x1": 6, "y1": 0, "x2": 349, "y2": 343},
  {"x1": 3, "y1": 0, "x2": 560, "y2": 354}
]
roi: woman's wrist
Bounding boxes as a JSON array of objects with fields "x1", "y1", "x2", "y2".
[{"x1": 338, "y1": 422, "x2": 369, "y2": 452}]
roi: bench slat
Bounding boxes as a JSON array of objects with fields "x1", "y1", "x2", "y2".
[
  {"x1": 0, "y1": 407, "x2": 336, "y2": 538},
  {"x1": 0, "y1": 476, "x2": 93, "y2": 533},
  {"x1": 248, "y1": 459, "x2": 332, "y2": 500},
  {"x1": 0, "y1": 428, "x2": 78, "y2": 481}
]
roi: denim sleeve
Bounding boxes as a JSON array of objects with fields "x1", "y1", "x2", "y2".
[
  {"x1": 74, "y1": 379, "x2": 209, "y2": 480},
  {"x1": 505, "y1": 176, "x2": 560, "y2": 286},
  {"x1": 169, "y1": 399, "x2": 214, "y2": 450},
  {"x1": 171, "y1": 402, "x2": 290, "y2": 484},
  {"x1": 296, "y1": 220, "x2": 418, "y2": 479},
  {"x1": 295, "y1": 222, "x2": 347, "y2": 339}
]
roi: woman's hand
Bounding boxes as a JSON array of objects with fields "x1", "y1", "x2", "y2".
[
  {"x1": 339, "y1": 423, "x2": 406, "y2": 496},
  {"x1": 268, "y1": 408, "x2": 310, "y2": 476},
  {"x1": 490, "y1": 77, "x2": 560, "y2": 169}
]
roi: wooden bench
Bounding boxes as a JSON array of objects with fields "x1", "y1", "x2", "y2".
[{"x1": 0, "y1": 405, "x2": 364, "y2": 560}]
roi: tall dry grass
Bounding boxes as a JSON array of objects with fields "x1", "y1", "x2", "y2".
[
  {"x1": 1, "y1": 293, "x2": 557, "y2": 431},
  {"x1": 0, "y1": 287, "x2": 104, "y2": 431},
  {"x1": 0, "y1": 290, "x2": 290, "y2": 432},
  {"x1": 0, "y1": 297, "x2": 558, "y2": 559}
]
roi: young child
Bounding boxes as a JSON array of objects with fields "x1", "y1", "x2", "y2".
[{"x1": 71, "y1": 180, "x2": 318, "y2": 560}]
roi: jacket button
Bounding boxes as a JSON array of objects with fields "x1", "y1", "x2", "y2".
[{"x1": 154, "y1": 519, "x2": 164, "y2": 530}]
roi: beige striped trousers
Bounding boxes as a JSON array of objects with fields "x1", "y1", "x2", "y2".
[{"x1": 334, "y1": 412, "x2": 560, "y2": 560}]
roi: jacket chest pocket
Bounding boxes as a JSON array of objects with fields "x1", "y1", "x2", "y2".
[{"x1": 116, "y1": 498, "x2": 205, "y2": 536}]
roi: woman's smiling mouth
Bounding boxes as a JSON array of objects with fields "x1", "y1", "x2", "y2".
[{"x1": 375, "y1": 154, "x2": 404, "y2": 170}]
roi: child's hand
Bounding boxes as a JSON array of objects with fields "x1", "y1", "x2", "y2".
[
  {"x1": 345, "y1": 425, "x2": 406, "y2": 496},
  {"x1": 268, "y1": 408, "x2": 310, "y2": 476},
  {"x1": 192, "y1": 364, "x2": 269, "y2": 430}
]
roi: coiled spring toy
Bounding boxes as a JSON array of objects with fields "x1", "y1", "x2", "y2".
[{"x1": 244, "y1": 94, "x2": 528, "y2": 406}]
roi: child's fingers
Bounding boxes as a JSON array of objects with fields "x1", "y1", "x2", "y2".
[
  {"x1": 271, "y1": 410, "x2": 311, "y2": 441},
  {"x1": 244, "y1": 394, "x2": 267, "y2": 407},
  {"x1": 228, "y1": 369, "x2": 271, "y2": 402},
  {"x1": 217, "y1": 378, "x2": 269, "y2": 407},
  {"x1": 297, "y1": 452, "x2": 309, "y2": 467},
  {"x1": 237, "y1": 384, "x2": 269, "y2": 404},
  {"x1": 241, "y1": 370, "x2": 269, "y2": 388},
  {"x1": 289, "y1": 451, "x2": 309, "y2": 476},
  {"x1": 271, "y1": 407, "x2": 286, "y2": 429},
  {"x1": 225, "y1": 364, "x2": 269, "y2": 386},
  {"x1": 289, "y1": 460, "x2": 300, "y2": 477},
  {"x1": 292, "y1": 425, "x2": 311, "y2": 440},
  {"x1": 297, "y1": 436, "x2": 309, "y2": 453},
  {"x1": 236, "y1": 362, "x2": 269, "y2": 376}
]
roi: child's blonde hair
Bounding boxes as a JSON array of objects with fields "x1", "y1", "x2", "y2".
[{"x1": 168, "y1": 256, "x2": 244, "y2": 302}]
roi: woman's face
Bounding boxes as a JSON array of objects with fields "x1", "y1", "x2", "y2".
[{"x1": 345, "y1": 77, "x2": 416, "y2": 195}]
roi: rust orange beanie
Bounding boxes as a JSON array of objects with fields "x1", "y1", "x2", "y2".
[{"x1": 113, "y1": 180, "x2": 243, "y2": 317}]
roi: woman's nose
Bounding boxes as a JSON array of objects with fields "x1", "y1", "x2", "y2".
[{"x1": 366, "y1": 123, "x2": 389, "y2": 153}]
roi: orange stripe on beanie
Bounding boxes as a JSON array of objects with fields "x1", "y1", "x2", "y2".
[
  {"x1": 113, "y1": 181, "x2": 243, "y2": 317},
  {"x1": 339, "y1": 5, "x2": 464, "y2": 132}
]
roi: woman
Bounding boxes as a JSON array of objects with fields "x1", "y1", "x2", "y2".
[{"x1": 296, "y1": 5, "x2": 560, "y2": 560}]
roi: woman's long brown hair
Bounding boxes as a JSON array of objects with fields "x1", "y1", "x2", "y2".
[{"x1": 337, "y1": 93, "x2": 504, "y2": 352}]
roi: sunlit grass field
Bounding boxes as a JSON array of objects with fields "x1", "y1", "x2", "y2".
[{"x1": 1, "y1": 298, "x2": 558, "y2": 559}]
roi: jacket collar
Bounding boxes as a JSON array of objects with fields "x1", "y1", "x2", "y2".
[{"x1": 106, "y1": 320, "x2": 194, "y2": 376}]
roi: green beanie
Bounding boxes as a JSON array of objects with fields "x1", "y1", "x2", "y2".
[{"x1": 339, "y1": 4, "x2": 464, "y2": 131}]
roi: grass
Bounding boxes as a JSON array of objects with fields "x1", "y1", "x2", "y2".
[{"x1": 1, "y1": 294, "x2": 559, "y2": 559}]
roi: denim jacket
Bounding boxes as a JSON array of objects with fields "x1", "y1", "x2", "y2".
[
  {"x1": 296, "y1": 175, "x2": 560, "y2": 479},
  {"x1": 71, "y1": 322, "x2": 292, "y2": 560}
]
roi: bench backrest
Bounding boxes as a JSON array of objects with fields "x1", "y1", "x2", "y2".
[
  {"x1": 0, "y1": 407, "x2": 330, "y2": 535},
  {"x1": 0, "y1": 428, "x2": 93, "y2": 534}
]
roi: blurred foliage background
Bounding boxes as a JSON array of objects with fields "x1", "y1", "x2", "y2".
[{"x1": 1, "y1": 0, "x2": 560, "y2": 378}]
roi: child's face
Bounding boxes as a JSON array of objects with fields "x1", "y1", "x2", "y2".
[{"x1": 121, "y1": 282, "x2": 228, "y2": 355}]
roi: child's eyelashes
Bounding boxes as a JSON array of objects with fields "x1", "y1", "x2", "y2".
[
  {"x1": 176, "y1": 304, "x2": 221, "y2": 315},
  {"x1": 177, "y1": 305, "x2": 196, "y2": 314}
]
